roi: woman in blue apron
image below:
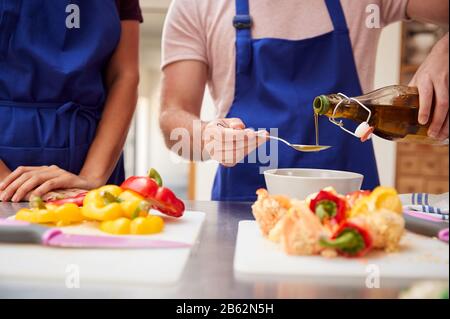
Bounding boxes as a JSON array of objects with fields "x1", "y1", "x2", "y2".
[
  {"x1": 0, "y1": 0, "x2": 141, "y2": 202},
  {"x1": 211, "y1": 0, "x2": 380, "y2": 201}
]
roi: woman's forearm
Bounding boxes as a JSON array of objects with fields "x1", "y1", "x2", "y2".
[
  {"x1": 0, "y1": 160, "x2": 11, "y2": 183},
  {"x1": 79, "y1": 74, "x2": 139, "y2": 186},
  {"x1": 78, "y1": 21, "x2": 140, "y2": 187}
]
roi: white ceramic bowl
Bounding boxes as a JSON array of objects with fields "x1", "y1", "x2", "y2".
[{"x1": 264, "y1": 168, "x2": 363, "y2": 199}]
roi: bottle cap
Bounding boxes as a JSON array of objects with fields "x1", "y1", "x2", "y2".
[{"x1": 354, "y1": 122, "x2": 374, "y2": 142}]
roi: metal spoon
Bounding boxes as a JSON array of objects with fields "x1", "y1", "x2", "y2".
[
  {"x1": 216, "y1": 123, "x2": 330, "y2": 153},
  {"x1": 263, "y1": 135, "x2": 331, "y2": 153}
]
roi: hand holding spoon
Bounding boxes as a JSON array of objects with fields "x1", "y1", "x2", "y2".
[{"x1": 216, "y1": 122, "x2": 330, "y2": 153}]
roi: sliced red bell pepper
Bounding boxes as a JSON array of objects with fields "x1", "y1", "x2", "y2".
[
  {"x1": 47, "y1": 192, "x2": 87, "y2": 207},
  {"x1": 319, "y1": 221, "x2": 373, "y2": 257},
  {"x1": 120, "y1": 168, "x2": 185, "y2": 218},
  {"x1": 153, "y1": 187, "x2": 185, "y2": 218},
  {"x1": 309, "y1": 190, "x2": 346, "y2": 224},
  {"x1": 120, "y1": 175, "x2": 159, "y2": 199}
]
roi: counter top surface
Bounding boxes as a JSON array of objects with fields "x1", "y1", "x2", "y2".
[{"x1": 0, "y1": 201, "x2": 410, "y2": 299}]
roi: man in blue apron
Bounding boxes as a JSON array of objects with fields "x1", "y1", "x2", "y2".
[
  {"x1": 0, "y1": 1, "x2": 142, "y2": 202},
  {"x1": 160, "y1": 0, "x2": 448, "y2": 201}
]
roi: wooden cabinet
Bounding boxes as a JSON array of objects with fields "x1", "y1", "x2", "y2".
[
  {"x1": 395, "y1": 22, "x2": 449, "y2": 194},
  {"x1": 396, "y1": 143, "x2": 448, "y2": 193}
]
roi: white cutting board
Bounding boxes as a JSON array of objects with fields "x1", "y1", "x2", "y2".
[
  {"x1": 0, "y1": 211, "x2": 205, "y2": 285},
  {"x1": 234, "y1": 221, "x2": 449, "y2": 281}
]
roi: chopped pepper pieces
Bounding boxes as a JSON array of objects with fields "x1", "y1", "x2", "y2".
[
  {"x1": 16, "y1": 196, "x2": 83, "y2": 226},
  {"x1": 100, "y1": 217, "x2": 132, "y2": 235},
  {"x1": 152, "y1": 187, "x2": 185, "y2": 218},
  {"x1": 309, "y1": 190, "x2": 346, "y2": 224},
  {"x1": 120, "y1": 172, "x2": 159, "y2": 199},
  {"x1": 130, "y1": 216, "x2": 164, "y2": 234},
  {"x1": 47, "y1": 192, "x2": 87, "y2": 207},
  {"x1": 118, "y1": 190, "x2": 151, "y2": 219},
  {"x1": 81, "y1": 185, "x2": 124, "y2": 221},
  {"x1": 346, "y1": 190, "x2": 371, "y2": 209},
  {"x1": 121, "y1": 168, "x2": 185, "y2": 218},
  {"x1": 100, "y1": 216, "x2": 164, "y2": 235},
  {"x1": 319, "y1": 221, "x2": 373, "y2": 257}
]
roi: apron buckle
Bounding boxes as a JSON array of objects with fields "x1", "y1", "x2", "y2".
[{"x1": 233, "y1": 15, "x2": 253, "y2": 30}]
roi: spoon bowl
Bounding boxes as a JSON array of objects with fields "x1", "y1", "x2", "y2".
[
  {"x1": 290, "y1": 145, "x2": 331, "y2": 152},
  {"x1": 263, "y1": 134, "x2": 331, "y2": 153}
]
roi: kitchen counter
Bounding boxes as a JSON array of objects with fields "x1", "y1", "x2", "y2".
[{"x1": 0, "y1": 201, "x2": 406, "y2": 299}]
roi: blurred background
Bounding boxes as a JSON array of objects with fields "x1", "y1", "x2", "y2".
[{"x1": 124, "y1": 0, "x2": 449, "y2": 201}]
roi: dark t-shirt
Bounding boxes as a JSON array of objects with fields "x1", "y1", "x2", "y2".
[{"x1": 115, "y1": 0, "x2": 143, "y2": 22}]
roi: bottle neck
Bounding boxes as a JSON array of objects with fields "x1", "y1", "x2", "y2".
[
  {"x1": 313, "y1": 95, "x2": 361, "y2": 120},
  {"x1": 313, "y1": 95, "x2": 332, "y2": 115}
]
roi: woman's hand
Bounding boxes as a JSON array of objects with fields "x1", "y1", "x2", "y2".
[
  {"x1": 0, "y1": 160, "x2": 11, "y2": 183},
  {"x1": 203, "y1": 118, "x2": 268, "y2": 167},
  {"x1": 0, "y1": 165, "x2": 102, "y2": 202},
  {"x1": 409, "y1": 33, "x2": 449, "y2": 140}
]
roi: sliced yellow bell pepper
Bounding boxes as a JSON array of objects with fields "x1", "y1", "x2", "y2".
[
  {"x1": 349, "y1": 186, "x2": 403, "y2": 218},
  {"x1": 15, "y1": 208, "x2": 56, "y2": 224},
  {"x1": 118, "y1": 190, "x2": 150, "y2": 219},
  {"x1": 100, "y1": 217, "x2": 132, "y2": 235},
  {"x1": 130, "y1": 216, "x2": 164, "y2": 234},
  {"x1": 81, "y1": 185, "x2": 124, "y2": 221},
  {"x1": 100, "y1": 215, "x2": 164, "y2": 235},
  {"x1": 15, "y1": 197, "x2": 83, "y2": 226}
]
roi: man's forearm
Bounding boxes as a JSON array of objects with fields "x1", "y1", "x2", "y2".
[
  {"x1": 79, "y1": 75, "x2": 138, "y2": 185},
  {"x1": 160, "y1": 106, "x2": 207, "y2": 161}
]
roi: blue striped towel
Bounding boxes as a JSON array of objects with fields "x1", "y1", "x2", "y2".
[{"x1": 400, "y1": 193, "x2": 449, "y2": 221}]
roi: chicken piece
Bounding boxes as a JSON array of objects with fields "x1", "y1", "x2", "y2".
[
  {"x1": 268, "y1": 218, "x2": 284, "y2": 243},
  {"x1": 351, "y1": 208, "x2": 405, "y2": 252},
  {"x1": 251, "y1": 189, "x2": 291, "y2": 237},
  {"x1": 280, "y1": 200, "x2": 330, "y2": 256}
]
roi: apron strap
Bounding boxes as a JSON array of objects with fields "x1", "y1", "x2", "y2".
[
  {"x1": 324, "y1": 0, "x2": 349, "y2": 32},
  {"x1": 234, "y1": 0, "x2": 253, "y2": 74}
]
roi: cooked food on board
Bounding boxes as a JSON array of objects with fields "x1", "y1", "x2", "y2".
[{"x1": 251, "y1": 186, "x2": 405, "y2": 258}]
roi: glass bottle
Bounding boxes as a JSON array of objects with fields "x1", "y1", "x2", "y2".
[{"x1": 313, "y1": 85, "x2": 448, "y2": 145}]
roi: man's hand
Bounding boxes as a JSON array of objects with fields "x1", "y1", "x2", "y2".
[
  {"x1": 0, "y1": 165, "x2": 101, "y2": 202},
  {"x1": 409, "y1": 33, "x2": 449, "y2": 140},
  {"x1": 407, "y1": 0, "x2": 449, "y2": 140},
  {"x1": 203, "y1": 118, "x2": 268, "y2": 167}
]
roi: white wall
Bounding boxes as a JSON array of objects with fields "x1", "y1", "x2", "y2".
[{"x1": 373, "y1": 22, "x2": 402, "y2": 187}]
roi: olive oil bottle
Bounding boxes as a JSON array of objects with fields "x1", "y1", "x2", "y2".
[{"x1": 313, "y1": 85, "x2": 448, "y2": 145}]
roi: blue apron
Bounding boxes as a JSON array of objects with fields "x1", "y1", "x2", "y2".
[
  {"x1": 0, "y1": 0, "x2": 124, "y2": 184},
  {"x1": 212, "y1": 0, "x2": 380, "y2": 201}
]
